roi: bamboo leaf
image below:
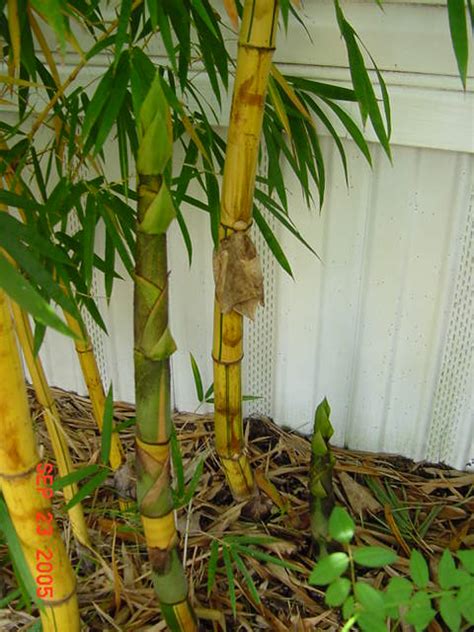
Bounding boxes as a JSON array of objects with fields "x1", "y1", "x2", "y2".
[
  {"x1": 253, "y1": 206, "x2": 293, "y2": 277},
  {"x1": 30, "y1": 0, "x2": 69, "y2": 50},
  {"x1": 52, "y1": 464, "x2": 101, "y2": 491},
  {"x1": 0, "y1": 253, "x2": 76, "y2": 339},
  {"x1": 82, "y1": 67, "x2": 115, "y2": 141},
  {"x1": 230, "y1": 550, "x2": 261, "y2": 604},
  {"x1": 447, "y1": 0, "x2": 469, "y2": 88},
  {"x1": 100, "y1": 385, "x2": 114, "y2": 465},
  {"x1": 190, "y1": 352, "x2": 204, "y2": 402},
  {"x1": 170, "y1": 426, "x2": 185, "y2": 497},
  {"x1": 115, "y1": 0, "x2": 132, "y2": 66},
  {"x1": 207, "y1": 540, "x2": 219, "y2": 594},
  {"x1": 64, "y1": 467, "x2": 109, "y2": 510},
  {"x1": 270, "y1": 66, "x2": 312, "y2": 123},
  {"x1": 0, "y1": 497, "x2": 41, "y2": 609},
  {"x1": 222, "y1": 545, "x2": 237, "y2": 618}
]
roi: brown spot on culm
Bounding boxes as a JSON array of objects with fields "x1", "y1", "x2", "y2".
[{"x1": 148, "y1": 546, "x2": 172, "y2": 574}]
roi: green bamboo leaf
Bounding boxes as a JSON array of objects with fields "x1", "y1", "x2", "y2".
[
  {"x1": 0, "y1": 214, "x2": 69, "y2": 264},
  {"x1": 100, "y1": 385, "x2": 114, "y2": 465},
  {"x1": 0, "y1": 497, "x2": 42, "y2": 609},
  {"x1": 192, "y1": 0, "x2": 219, "y2": 37},
  {"x1": 334, "y1": 0, "x2": 391, "y2": 159},
  {"x1": 94, "y1": 52, "x2": 130, "y2": 155},
  {"x1": 189, "y1": 353, "x2": 204, "y2": 402},
  {"x1": 176, "y1": 208, "x2": 193, "y2": 265},
  {"x1": 181, "y1": 458, "x2": 204, "y2": 505},
  {"x1": 0, "y1": 189, "x2": 41, "y2": 212},
  {"x1": 64, "y1": 467, "x2": 109, "y2": 510},
  {"x1": 235, "y1": 544, "x2": 301, "y2": 572},
  {"x1": 309, "y1": 552, "x2": 349, "y2": 586},
  {"x1": 325, "y1": 577, "x2": 351, "y2": 607},
  {"x1": 322, "y1": 97, "x2": 372, "y2": 166},
  {"x1": 0, "y1": 588, "x2": 22, "y2": 609},
  {"x1": 155, "y1": 1, "x2": 177, "y2": 73},
  {"x1": 30, "y1": 146, "x2": 47, "y2": 202},
  {"x1": 115, "y1": 0, "x2": 132, "y2": 66},
  {"x1": 82, "y1": 66, "x2": 114, "y2": 142},
  {"x1": 170, "y1": 426, "x2": 185, "y2": 497},
  {"x1": 33, "y1": 321, "x2": 46, "y2": 356},
  {"x1": 352, "y1": 546, "x2": 397, "y2": 568},
  {"x1": 207, "y1": 540, "x2": 219, "y2": 594},
  {"x1": 0, "y1": 254, "x2": 76, "y2": 339},
  {"x1": 82, "y1": 194, "x2": 97, "y2": 290},
  {"x1": 329, "y1": 507, "x2": 355, "y2": 544},
  {"x1": 410, "y1": 549, "x2": 430, "y2": 589},
  {"x1": 52, "y1": 463, "x2": 101, "y2": 491},
  {"x1": 222, "y1": 545, "x2": 237, "y2": 618},
  {"x1": 30, "y1": 0, "x2": 69, "y2": 50},
  {"x1": 253, "y1": 206, "x2": 293, "y2": 277},
  {"x1": 204, "y1": 171, "x2": 220, "y2": 247},
  {"x1": 447, "y1": 0, "x2": 469, "y2": 88},
  {"x1": 288, "y1": 76, "x2": 357, "y2": 102},
  {"x1": 231, "y1": 550, "x2": 261, "y2": 604},
  {"x1": 440, "y1": 594, "x2": 461, "y2": 632}
]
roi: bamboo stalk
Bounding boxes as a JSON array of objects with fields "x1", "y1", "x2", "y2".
[
  {"x1": 0, "y1": 289, "x2": 80, "y2": 632},
  {"x1": 11, "y1": 302, "x2": 91, "y2": 548},
  {"x1": 213, "y1": 0, "x2": 278, "y2": 501},
  {"x1": 309, "y1": 398, "x2": 335, "y2": 556},
  {"x1": 134, "y1": 75, "x2": 196, "y2": 630}
]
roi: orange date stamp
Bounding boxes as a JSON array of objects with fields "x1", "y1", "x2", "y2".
[{"x1": 35, "y1": 462, "x2": 54, "y2": 599}]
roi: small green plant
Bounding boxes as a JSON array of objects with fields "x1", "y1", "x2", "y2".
[
  {"x1": 309, "y1": 506, "x2": 474, "y2": 632},
  {"x1": 207, "y1": 534, "x2": 301, "y2": 618}
]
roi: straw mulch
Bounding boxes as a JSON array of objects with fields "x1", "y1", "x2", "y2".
[{"x1": 1, "y1": 387, "x2": 473, "y2": 631}]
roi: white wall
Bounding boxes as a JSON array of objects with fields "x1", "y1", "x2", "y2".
[{"x1": 23, "y1": 1, "x2": 474, "y2": 469}]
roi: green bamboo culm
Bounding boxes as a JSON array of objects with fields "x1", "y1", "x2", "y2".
[
  {"x1": 309, "y1": 398, "x2": 336, "y2": 557},
  {"x1": 134, "y1": 73, "x2": 197, "y2": 632}
]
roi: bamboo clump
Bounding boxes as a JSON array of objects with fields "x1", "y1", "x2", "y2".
[
  {"x1": 0, "y1": 290, "x2": 80, "y2": 632},
  {"x1": 213, "y1": 0, "x2": 279, "y2": 502},
  {"x1": 134, "y1": 74, "x2": 197, "y2": 630}
]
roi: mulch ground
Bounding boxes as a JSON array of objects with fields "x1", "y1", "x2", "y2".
[{"x1": 1, "y1": 387, "x2": 473, "y2": 631}]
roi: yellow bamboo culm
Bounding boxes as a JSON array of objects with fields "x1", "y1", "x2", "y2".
[
  {"x1": 0, "y1": 290, "x2": 80, "y2": 632},
  {"x1": 11, "y1": 303, "x2": 91, "y2": 548},
  {"x1": 62, "y1": 311, "x2": 124, "y2": 472},
  {"x1": 213, "y1": 0, "x2": 278, "y2": 501}
]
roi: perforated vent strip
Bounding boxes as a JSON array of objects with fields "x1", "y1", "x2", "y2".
[
  {"x1": 427, "y1": 193, "x2": 474, "y2": 465},
  {"x1": 244, "y1": 153, "x2": 276, "y2": 417}
]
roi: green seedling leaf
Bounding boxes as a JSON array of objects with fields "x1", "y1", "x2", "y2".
[
  {"x1": 410, "y1": 549, "x2": 430, "y2": 588},
  {"x1": 180, "y1": 458, "x2": 205, "y2": 506},
  {"x1": 384, "y1": 576, "x2": 413, "y2": 611},
  {"x1": 440, "y1": 593, "x2": 461, "y2": 632},
  {"x1": 457, "y1": 583, "x2": 474, "y2": 624},
  {"x1": 329, "y1": 506, "x2": 355, "y2": 544},
  {"x1": 405, "y1": 591, "x2": 435, "y2": 629},
  {"x1": 352, "y1": 546, "x2": 397, "y2": 568},
  {"x1": 357, "y1": 613, "x2": 387, "y2": 632},
  {"x1": 100, "y1": 385, "x2": 114, "y2": 465},
  {"x1": 354, "y1": 581, "x2": 385, "y2": 612},
  {"x1": 457, "y1": 550, "x2": 474, "y2": 574},
  {"x1": 325, "y1": 577, "x2": 351, "y2": 607},
  {"x1": 309, "y1": 552, "x2": 349, "y2": 586},
  {"x1": 342, "y1": 595, "x2": 355, "y2": 620},
  {"x1": 438, "y1": 549, "x2": 459, "y2": 589}
]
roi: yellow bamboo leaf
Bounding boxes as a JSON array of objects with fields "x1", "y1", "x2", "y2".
[
  {"x1": 0, "y1": 74, "x2": 42, "y2": 88},
  {"x1": 268, "y1": 76, "x2": 292, "y2": 138},
  {"x1": 7, "y1": 0, "x2": 20, "y2": 76},
  {"x1": 223, "y1": 0, "x2": 239, "y2": 30},
  {"x1": 180, "y1": 110, "x2": 211, "y2": 165},
  {"x1": 270, "y1": 64, "x2": 312, "y2": 124}
]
